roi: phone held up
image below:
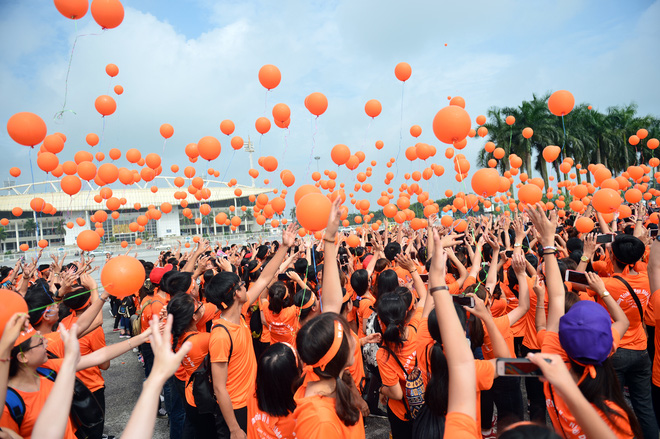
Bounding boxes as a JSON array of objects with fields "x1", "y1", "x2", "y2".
[
  {"x1": 452, "y1": 295, "x2": 475, "y2": 308},
  {"x1": 496, "y1": 358, "x2": 549, "y2": 377}
]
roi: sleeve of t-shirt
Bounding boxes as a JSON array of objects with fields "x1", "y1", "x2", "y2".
[
  {"x1": 409, "y1": 307, "x2": 423, "y2": 330},
  {"x1": 0, "y1": 406, "x2": 20, "y2": 436},
  {"x1": 376, "y1": 348, "x2": 400, "y2": 387},
  {"x1": 541, "y1": 331, "x2": 569, "y2": 364},
  {"x1": 443, "y1": 412, "x2": 480, "y2": 439},
  {"x1": 209, "y1": 327, "x2": 231, "y2": 363},
  {"x1": 475, "y1": 360, "x2": 495, "y2": 391},
  {"x1": 89, "y1": 327, "x2": 107, "y2": 351},
  {"x1": 448, "y1": 281, "x2": 460, "y2": 295},
  {"x1": 463, "y1": 276, "x2": 477, "y2": 288},
  {"x1": 45, "y1": 332, "x2": 65, "y2": 358}
]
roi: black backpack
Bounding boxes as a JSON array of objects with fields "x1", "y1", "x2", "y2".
[
  {"x1": 118, "y1": 296, "x2": 137, "y2": 318},
  {"x1": 187, "y1": 323, "x2": 233, "y2": 415},
  {"x1": 5, "y1": 366, "x2": 104, "y2": 431}
]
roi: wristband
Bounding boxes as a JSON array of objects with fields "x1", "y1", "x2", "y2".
[
  {"x1": 514, "y1": 243, "x2": 522, "y2": 248},
  {"x1": 543, "y1": 246, "x2": 556, "y2": 251},
  {"x1": 0, "y1": 357, "x2": 10, "y2": 362},
  {"x1": 323, "y1": 238, "x2": 336, "y2": 244},
  {"x1": 542, "y1": 251, "x2": 556, "y2": 257},
  {"x1": 430, "y1": 286, "x2": 449, "y2": 293}
]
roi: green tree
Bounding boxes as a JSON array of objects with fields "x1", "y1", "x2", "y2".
[{"x1": 24, "y1": 219, "x2": 37, "y2": 236}]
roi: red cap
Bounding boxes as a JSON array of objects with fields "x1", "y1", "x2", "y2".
[{"x1": 150, "y1": 264, "x2": 173, "y2": 285}]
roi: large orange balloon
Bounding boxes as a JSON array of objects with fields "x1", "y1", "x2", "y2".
[
  {"x1": 126, "y1": 148, "x2": 141, "y2": 163},
  {"x1": 9, "y1": 167, "x2": 21, "y2": 177},
  {"x1": 94, "y1": 95, "x2": 116, "y2": 116},
  {"x1": 43, "y1": 134, "x2": 64, "y2": 153},
  {"x1": 77, "y1": 229, "x2": 101, "y2": 252},
  {"x1": 432, "y1": 106, "x2": 471, "y2": 144},
  {"x1": 365, "y1": 99, "x2": 382, "y2": 118},
  {"x1": 294, "y1": 184, "x2": 322, "y2": 205},
  {"x1": 54, "y1": 0, "x2": 89, "y2": 19},
  {"x1": 592, "y1": 188, "x2": 621, "y2": 214},
  {"x1": 394, "y1": 62, "x2": 411, "y2": 82},
  {"x1": 105, "y1": 63, "x2": 119, "y2": 77},
  {"x1": 471, "y1": 168, "x2": 500, "y2": 197},
  {"x1": 575, "y1": 217, "x2": 594, "y2": 233},
  {"x1": 101, "y1": 256, "x2": 146, "y2": 298},
  {"x1": 522, "y1": 127, "x2": 533, "y2": 139},
  {"x1": 542, "y1": 145, "x2": 561, "y2": 163},
  {"x1": 231, "y1": 136, "x2": 243, "y2": 150},
  {"x1": 160, "y1": 123, "x2": 174, "y2": 139},
  {"x1": 547, "y1": 90, "x2": 575, "y2": 117},
  {"x1": 91, "y1": 0, "x2": 124, "y2": 29},
  {"x1": 255, "y1": 117, "x2": 271, "y2": 134},
  {"x1": 37, "y1": 152, "x2": 59, "y2": 173},
  {"x1": 7, "y1": 112, "x2": 47, "y2": 146},
  {"x1": 331, "y1": 144, "x2": 351, "y2": 166},
  {"x1": 304, "y1": 92, "x2": 328, "y2": 116},
  {"x1": 145, "y1": 153, "x2": 161, "y2": 169},
  {"x1": 197, "y1": 136, "x2": 221, "y2": 161},
  {"x1": 518, "y1": 184, "x2": 543, "y2": 204},
  {"x1": 220, "y1": 120, "x2": 235, "y2": 136},
  {"x1": 61, "y1": 175, "x2": 82, "y2": 196},
  {"x1": 272, "y1": 103, "x2": 290, "y2": 122},
  {"x1": 258, "y1": 64, "x2": 281, "y2": 90},
  {"x1": 296, "y1": 193, "x2": 331, "y2": 232}
]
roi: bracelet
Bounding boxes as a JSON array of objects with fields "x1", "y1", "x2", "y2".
[
  {"x1": 430, "y1": 286, "x2": 449, "y2": 293},
  {"x1": 127, "y1": 339, "x2": 133, "y2": 349},
  {"x1": 0, "y1": 357, "x2": 10, "y2": 362},
  {"x1": 323, "y1": 238, "x2": 335, "y2": 244},
  {"x1": 542, "y1": 251, "x2": 556, "y2": 257},
  {"x1": 410, "y1": 269, "x2": 417, "y2": 273},
  {"x1": 543, "y1": 246, "x2": 556, "y2": 251}
]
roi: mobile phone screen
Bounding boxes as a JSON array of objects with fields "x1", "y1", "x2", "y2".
[
  {"x1": 419, "y1": 273, "x2": 428, "y2": 282},
  {"x1": 496, "y1": 358, "x2": 543, "y2": 377},
  {"x1": 278, "y1": 273, "x2": 289, "y2": 281},
  {"x1": 565, "y1": 270, "x2": 589, "y2": 285},
  {"x1": 650, "y1": 229, "x2": 659, "y2": 237},
  {"x1": 452, "y1": 295, "x2": 475, "y2": 308},
  {"x1": 596, "y1": 234, "x2": 615, "y2": 244}
]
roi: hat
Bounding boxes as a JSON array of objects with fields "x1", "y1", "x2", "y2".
[
  {"x1": 15, "y1": 324, "x2": 36, "y2": 347},
  {"x1": 558, "y1": 301, "x2": 613, "y2": 365},
  {"x1": 150, "y1": 264, "x2": 173, "y2": 285}
]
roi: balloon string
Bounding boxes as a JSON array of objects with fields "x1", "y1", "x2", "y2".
[
  {"x1": 362, "y1": 117, "x2": 373, "y2": 149},
  {"x1": 161, "y1": 138, "x2": 167, "y2": 157},
  {"x1": 281, "y1": 127, "x2": 290, "y2": 162},
  {"x1": 27, "y1": 286, "x2": 108, "y2": 314},
  {"x1": 264, "y1": 90, "x2": 269, "y2": 115},
  {"x1": 54, "y1": 24, "x2": 103, "y2": 121},
  {"x1": 306, "y1": 117, "x2": 319, "y2": 179},
  {"x1": 27, "y1": 148, "x2": 41, "y2": 242},
  {"x1": 395, "y1": 82, "x2": 405, "y2": 180},
  {"x1": 99, "y1": 116, "x2": 106, "y2": 148},
  {"x1": 221, "y1": 150, "x2": 237, "y2": 182}
]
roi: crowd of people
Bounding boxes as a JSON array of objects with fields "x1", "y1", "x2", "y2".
[{"x1": 1, "y1": 199, "x2": 659, "y2": 439}]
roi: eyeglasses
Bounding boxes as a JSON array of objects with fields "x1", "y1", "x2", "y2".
[
  {"x1": 194, "y1": 301, "x2": 204, "y2": 314},
  {"x1": 23, "y1": 336, "x2": 45, "y2": 352}
]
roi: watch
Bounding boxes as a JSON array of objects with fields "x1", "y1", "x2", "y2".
[
  {"x1": 599, "y1": 290, "x2": 611, "y2": 299},
  {"x1": 580, "y1": 256, "x2": 589, "y2": 263}
]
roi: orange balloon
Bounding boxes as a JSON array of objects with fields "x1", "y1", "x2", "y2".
[
  {"x1": 101, "y1": 256, "x2": 146, "y2": 298},
  {"x1": 296, "y1": 193, "x2": 331, "y2": 231},
  {"x1": 114, "y1": 85, "x2": 123, "y2": 95},
  {"x1": 476, "y1": 115, "x2": 486, "y2": 125},
  {"x1": 197, "y1": 136, "x2": 221, "y2": 161},
  {"x1": 542, "y1": 145, "x2": 561, "y2": 163},
  {"x1": 91, "y1": 0, "x2": 124, "y2": 29},
  {"x1": 98, "y1": 163, "x2": 118, "y2": 184},
  {"x1": 624, "y1": 188, "x2": 642, "y2": 204},
  {"x1": 522, "y1": 127, "x2": 533, "y2": 139},
  {"x1": 19, "y1": 244, "x2": 29, "y2": 252},
  {"x1": 575, "y1": 217, "x2": 594, "y2": 233},
  {"x1": 61, "y1": 175, "x2": 82, "y2": 196},
  {"x1": 647, "y1": 138, "x2": 659, "y2": 150},
  {"x1": 258, "y1": 64, "x2": 281, "y2": 90},
  {"x1": 394, "y1": 62, "x2": 412, "y2": 81},
  {"x1": 7, "y1": 112, "x2": 47, "y2": 146},
  {"x1": 37, "y1": 152, "x2": 59, "y2": 173},
  {"x1": 145, "y1": 153, "x2": 161, "y2": 169},
  {"x1": 43, "y1": 134, "x2": 64, "y2": 153},
  {"x1": 505, "y1": 115, "x2": 515, "y2": 125},
  {"x1": 365, "y1": 99, "x2": 382, "y2": 118},
  {"x1": 77, "y1": 229, "x2": 101, "y2": 251},
  {"x1": 331, "y1": 144, "x2": 351, "y2": 166},
  {"x1": 432, "y1": 105, "x2": 471, "y2": 144},
  {"x1": 493, "y1": 148, "x2": 505, "y2": 160},
  {"x1": 294, "y1": 184, "x2": 322, "y2": 204},
  {"x1": 518, "y1": 184, "x2": 543, "y2": 204},
  {"x1": 471, "y1": 168, "x2": 500, "y2": 197},
  {"x1": 54, "y1": 0, "x2": 89, "y2": 19},
  {"x1": 231, "y1": 136, "x2": 243, "y2": 150},
  {"x1": 255, "y1": 117, "x2": 271, "y2": 134},
  {"x1": 272, "y1": 103, "x2": 291, "y2": 122},
  {"x1": 108, "y1": 148, "x2": 121, "y2": 160},
  {"x1": 375, "y1": 140, "x2": 384, "y2": 150},
  {"x1": 220, "y1": 120, "x2": 235, "y2": 136},
  {"x1": 160, "y1": 123, "x2": 174, "y2": 139},
  {"x1": 592, "y1": 188, "x2": 621, "y2": 214},
  {"x1": 94, "y1": 95, "x2": 116, "y2": 116},
  {"x1": 547, "y1": 90, "x2": 575, "y2": 116},
  {"x1": 304, "y1": 92, "x2": 328, "y2": 116},
  {"x1": 126, "y1": 148, "x2": 141, "y2": 163}
]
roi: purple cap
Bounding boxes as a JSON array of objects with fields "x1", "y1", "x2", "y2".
[{"x1": 558, "y1": 301, "x2": 613, "y2": 365}]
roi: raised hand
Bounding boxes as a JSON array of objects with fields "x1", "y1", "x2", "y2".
[{"x1": 282, "y1": 221, "x2": 298, "y2": 248}]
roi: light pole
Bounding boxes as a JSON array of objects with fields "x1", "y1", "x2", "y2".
[
  {"x1": 314, "y1": 156, "x2": 321, "y2": 172},
  {"x1": 244, "y1": 136, "x2": 255, "y2": 187}
]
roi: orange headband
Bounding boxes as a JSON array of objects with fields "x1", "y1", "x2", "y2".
[
  {"x1": 300, "y1": 292, "x2": 315, "y2": 310},
  {"x1": 341, "y1": 289, "x2": 351, "y2": 304},
  {"x1": 573, "y1": 360, "x2": 597, "y2": 385},
  {"x1": 311, "y1": 320, "x2": 344, "y2": 371},
  {"x1": 250, "y1": 263, "x2": 262, "y2": 274}
]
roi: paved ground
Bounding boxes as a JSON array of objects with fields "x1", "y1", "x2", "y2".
[{"x1": 99, "y1": 305, "x2": 390, "y2": 439}]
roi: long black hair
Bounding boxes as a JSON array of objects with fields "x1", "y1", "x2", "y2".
[
  {"x1": 268, "y1": 281, "x2": 290, "y2": 314},
  {"x1": 296, "y1": 313, "x2": 359, "y2": 426},
  {"x1": 569, "y1": 358, "x2": 642, "y2": 438},
  {"x1": 377, "y1": 287, "x2": 414, "y2": 351},
  {"x1": 255, "y1": 343, "x2": 301, "y2": 417},
  {"x1": 166, "y1": 293, "x2": 195, "y2": 350}
]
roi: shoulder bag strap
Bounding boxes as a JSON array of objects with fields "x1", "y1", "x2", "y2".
[
  {"x1": 211, "y1": 323, "x2": 233, "y2": 363},
  {"x1": 381, "y1": 344, "x2": 412, "y2": 420},
  {"x1": 613, "y1": 275, "x2": 645, "y2": 325}
]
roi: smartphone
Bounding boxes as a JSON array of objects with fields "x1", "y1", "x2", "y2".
[
  {"x1": 565, "y1": 270, "x2": 589, "y2": 285},
  {"x1": 596, "y1": 234, "x2": 615, "y2": 244},
  {"x1": 419, "y1": 273, "x2": 428, "y2": 283},
  {"x1": 277, "y1": 273, "x2": 289, "y2": 281},
  {"x1": 555, "y1": 227, "x2": 563, "y2": 234},
  {"x1": 650, "y1": 229, "x2": 659, "y2": 237},
  {"x1": 496, "y1": 358, "x2": 547, "y2": 377},
  {"x1": 452, "y1": 295, "x2": 475, "y2": 308},
  {"x1": 505, "y1": 250, "x2": 513, "y2": 258}
]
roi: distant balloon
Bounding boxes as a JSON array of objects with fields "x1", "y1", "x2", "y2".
[
  {"x1": 258, "y1": 64, "x2": 281, "y2": 90},
  {"x1": 394, "y1": 62, "x2": 412, "y2": 82}
]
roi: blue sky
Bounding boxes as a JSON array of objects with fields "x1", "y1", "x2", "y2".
[{"x1": 0, "y1": 0, "x2": 658, "y2": 212}]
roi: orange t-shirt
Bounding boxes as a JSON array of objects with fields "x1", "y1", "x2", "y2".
[
  {"x1": 490, "y1": 296, "x2": 508, "y2": 317},
  {"x1": 541, "y1": 331, "x2": 632, "y2": 438},
  {"x1": 174, "y1": 331, "x2": 210, "y2": 406},
  {"x1": 246, "y1": 388, "x2": 296, "y2": 439},
  {"x1": 376, "y1": 307, "x2": 423, "y2": 420},
  {"x1": 481, "y1": 314, "x2": 514, "y2": 360},
  {"x1": 393, "y1": 265, "x2": 412, "y2": 285},
  {"x1": 356, "y1": 296, "x2": 375, "y2": 339},
  {"x1": 76, "y1": 325, "x2": 106, "y2": 392},
  {"x1": 196, "y1": 302, "x2": 219, "y2": 332},
  {"x1": 501, "y1": 281, "x2": 526, "y2": 338},
  {"x1": 443, "y1": 412, "x2": 480, "y2": 439},
  {"x1": 1, "y1": 377, "x2": 76, "y2": 439},
  {"x1": 260, "y1": 299, "x2": 298, "y2": 346},
  {"x1": 44, "y1": 331, "x2": 65, "y2": 358},
  {"x1": 653, "y1": 289, "x2": 660, "y2": 386},
  {"x1": 209, "y1": 317, "x2": 257, "y2": 409},
  {"x1": 347, "y1": 330, "x2": 365, "y2": 391},
  {"x1": 598, "y1": 272, "x2": 650, "y2": 350},
  {"x1": 140, "y1": 294, "x2": 168, "y2": 335},
  {"x1": 293, "y1": 394, "x2": 365, "y2": 439}
]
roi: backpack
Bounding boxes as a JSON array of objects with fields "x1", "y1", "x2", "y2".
[
  {"x1": 5, "y1": 366, "x2": 104, "y2": 431},
  {"x1": 131, "y1": 297, "x2": 164, "y2": 336},
  {"x1": 119, "y1": 295, "x2": 137, "y2": 318},
  {"x1": 187, "y1": 323, "x2": 233, "y2": 415},
  {"x1": 362, "y1": 306, "x2": 380, "y2": 368},
  {"x1": 381, "y1": 346, "x2": 426, "y2": 421}
]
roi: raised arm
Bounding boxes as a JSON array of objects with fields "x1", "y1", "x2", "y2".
[
  {"x1": 466, "y1": 294, "x2": 511, "y2": 357},
  {"x1": 395, "y1": 254, "x2": 427, "y2": 310},
  {"x1": 527, "y1": 204, "x2": 563, "y2": 333},
  {"x1": 429, "y1": 230, "x2": 476, "y2": 419},
  {"x1": 246, "y1": 222, "x2": 297, "y2": 305},
  {"x1": 321, "y1": 197, "x2": 344, "y2": 314},
  {"x1": 506, "y1": 253, "x2": 530, "y2": 325},
  {"x1": 0, "y1": 314, "x2": 28, "y2": 412},
  {"x1": 586, "y1": 272, "x2": 629, "y2": 338}
]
